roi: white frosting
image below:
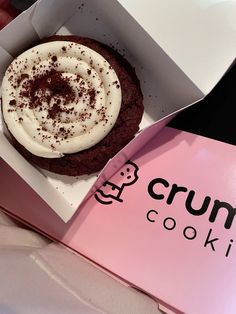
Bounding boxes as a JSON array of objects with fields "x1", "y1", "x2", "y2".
[{"x1": 1, "y1": 41, "x2": 122, "y2": 158}]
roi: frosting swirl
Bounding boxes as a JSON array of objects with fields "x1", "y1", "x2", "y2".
[{"x1": 1, "y1": 41, "x2": 122, "y2": 158}]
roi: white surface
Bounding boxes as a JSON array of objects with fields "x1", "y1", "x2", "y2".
[{"x1": 0, "y1": 210, "x2": 161, "y2": 314}]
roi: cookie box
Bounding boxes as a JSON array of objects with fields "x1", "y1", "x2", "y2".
[
  {"x1": 1, "y1": 0, "x2": 234, "y2": 222},
  {"x1": 1, "y1": 1, "x2": 236, "y2": 313}
]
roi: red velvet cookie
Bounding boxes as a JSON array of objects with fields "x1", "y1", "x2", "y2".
[{"x1": 3, "y1": 35, "x2": 144, "y2": 176}]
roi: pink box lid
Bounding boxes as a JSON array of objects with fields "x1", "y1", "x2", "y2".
[{"x1": 1, "y1": 126, "x2": 236, "y2": 313}]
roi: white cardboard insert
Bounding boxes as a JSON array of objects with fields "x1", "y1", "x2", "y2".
[{"x1": 0, "y1": 0, "x2": 235, "y2": 222}]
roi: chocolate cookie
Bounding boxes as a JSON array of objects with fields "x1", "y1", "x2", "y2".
[{"x1": 3, "y1": 35, "x2": 144, "y2": 176}]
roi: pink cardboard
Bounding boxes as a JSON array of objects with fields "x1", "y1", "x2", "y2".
[{"x1": 1, "y1": 126, "x2": 236, "y2": 313}]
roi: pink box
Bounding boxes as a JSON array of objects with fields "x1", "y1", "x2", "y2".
[
  {"x1": 1, "y1": 1, "x2": 236, "y2": 313},
  {"x1": 2, "y1": 125, "x2": 236, "y2": 313}
]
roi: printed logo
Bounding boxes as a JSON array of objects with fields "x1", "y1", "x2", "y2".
[
  {"x1": 95, "y1": 160, "x2": 139, "y2": 205},
  {"x1": 94, "y1": 161, "x2": 236, "y2": 258}
]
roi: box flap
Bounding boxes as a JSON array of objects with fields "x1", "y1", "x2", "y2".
[
  {"x1": 0, "y1": 47, "x2": 13, "y2": 83},
  {"x1": 31, "y1": 0, "x2": 79, "y2": 39},
  {"x1": 61, "y1": 127, "x2": 236, "y2": 314},
  {"x1": 0, "y1": 0, "x2": 79, "y2": 57},
  {"x1": 118, "y1": 0, "x2": 236, "y2": 95},
  {"x1": 0, "y1": 4, "x2": 39, "y2": 56}
]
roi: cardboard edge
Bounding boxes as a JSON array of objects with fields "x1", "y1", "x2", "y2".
[
  {"x1": 0, "y1": 47, "x2": 13, "y2": 84},
  {"x1": 0, "y1": 3, "x2": 39, "y2": 57},
  {"x1": 31, "y1": 0, "x2": 80, "y2": 39}
]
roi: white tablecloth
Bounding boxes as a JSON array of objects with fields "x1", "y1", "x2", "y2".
[{"x1": 0, "y1": 211, "x2": 161, "y2": 314}]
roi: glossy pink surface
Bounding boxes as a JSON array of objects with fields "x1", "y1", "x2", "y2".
[{"x1": 1, "y1": 126, "x2": 236, "y2": 313}]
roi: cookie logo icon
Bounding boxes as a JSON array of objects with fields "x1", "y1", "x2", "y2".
[{"x1": 95, "y1": 160, "x2": 139, "y2": 205}]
